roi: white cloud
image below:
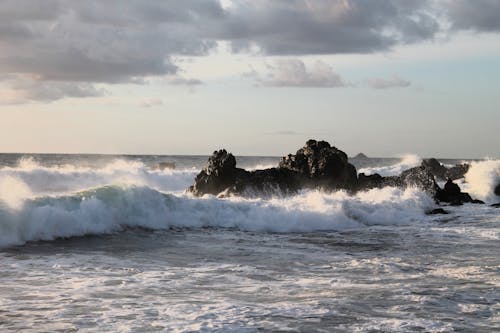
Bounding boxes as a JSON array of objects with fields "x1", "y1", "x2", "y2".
[
  {"x1": 366, "y1": 76, "x2": 411, "y2": 89},
  {"x1": 258, "y1": 59, "x2": 346, "y2": 88}
]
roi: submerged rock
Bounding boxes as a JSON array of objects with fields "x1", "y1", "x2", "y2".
[
  {"x1": 426, "y1": 208, "x2": 449, "y2": 215},
  {"x1": 491, "y1": 203, "x2": 500, "y2": 208}
]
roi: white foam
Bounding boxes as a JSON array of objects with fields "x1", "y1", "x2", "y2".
[
  {"x1": 0, "y1": 185, "x2": 434, "y2": 248},
  {"x1": 463, "y1": 159, "x2": 500, "y2": 203},
  {"x1": 358, "y1": 154, "x2": 421, "y2": 177},
  {"x1": 0, "y1": 158, "x2": 197, "y2": 196}
]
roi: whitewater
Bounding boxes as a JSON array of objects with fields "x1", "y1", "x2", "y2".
[{"x1": 0, "y1": 154, "x2": 499, "y2": 332}]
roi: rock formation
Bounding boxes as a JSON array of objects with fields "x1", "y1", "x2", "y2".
[{"x1": 188, "y1": 139, "x2": 480, "y2": 206}]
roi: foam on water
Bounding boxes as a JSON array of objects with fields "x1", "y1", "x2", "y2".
[
  {"x1": 0, "y1": 157, "x2": 197, "y2": 195},
  {"x1": 358, "y1": 154, "x2": 421, "y2": 177},
  {"x1": 0, "y1": 185, "x2": 436, "y2": 248}
]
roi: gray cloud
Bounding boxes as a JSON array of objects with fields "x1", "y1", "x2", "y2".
[
  {"x1": 218, "y1": 0, "x2": 442, "y2": 55},
  {"x1": 0, "y1": 0, "x2": 498, "y2": 103},
  {"x1": 446, "y1": 0, "x2": 500, "y2": 32},
  {"x1": 258, "y1": 59, "x2": 346, "y2": 88},
  {"x1": 366, "y1": 76, "x2": 411, "y2": 89}
]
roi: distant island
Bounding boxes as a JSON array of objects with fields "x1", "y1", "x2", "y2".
[{"x1": 352, "y1": 153, "x2": 369, "y2": 159}]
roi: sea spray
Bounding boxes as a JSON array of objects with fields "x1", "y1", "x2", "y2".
[
  {"x1": 0, "y1": 185, "x2": 434, "y2": 248},
  {"x1": 358, "y1": 154, "x2": 421, "y2": 177}
]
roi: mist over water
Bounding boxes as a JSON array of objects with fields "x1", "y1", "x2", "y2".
[{"x1": 0, "y1": 154, "x2": 499, "y2": 332}]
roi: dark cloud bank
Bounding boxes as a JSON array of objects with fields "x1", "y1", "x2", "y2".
[{"x1": 0, "y1": 0, "x2": 498, "y2": 101}]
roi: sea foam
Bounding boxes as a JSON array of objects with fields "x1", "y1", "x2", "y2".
[{"x1": 0, "y1": 185, "x2": 434, "y2": 248}]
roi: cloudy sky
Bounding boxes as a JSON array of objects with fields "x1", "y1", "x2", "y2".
[{"x1": 1, "y1": 0, "x2": 499, "y2": 157}]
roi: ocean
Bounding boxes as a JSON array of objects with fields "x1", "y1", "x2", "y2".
[{"x1": 0, "y1": 153, "x2": 499, "y2": 332}]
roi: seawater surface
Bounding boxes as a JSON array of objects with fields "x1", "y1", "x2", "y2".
[{"x1": 0, "y1": 154, "x2": 499, "y2": 332}]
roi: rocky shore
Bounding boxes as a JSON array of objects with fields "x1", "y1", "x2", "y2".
[{"x1": 188, "y1": 139, "x2": 499, "y2": 211}]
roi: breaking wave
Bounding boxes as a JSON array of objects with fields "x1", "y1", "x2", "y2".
[
  {"x1": 358, "y1": 154, "x2": 421, "y2": 177},
  {"x1": 0, "y1": 185, "x2": 435, "y2": 248}
]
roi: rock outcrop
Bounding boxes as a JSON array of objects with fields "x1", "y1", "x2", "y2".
[
  {"x1": 278, "y1": 139, "x2": 358, "y2": 191},
  {"x1": 190, "y1": 140, "x2": 357, "y2": 196},
  {"x1": 495, "y1": 184, "x2": 500, "y2": 197},
  {"x1": 188, "y1": 139, "x2": 480, "y2": 204},
  {"x1": 420, "y1": 158, "x2": 469, "y2": 181}
]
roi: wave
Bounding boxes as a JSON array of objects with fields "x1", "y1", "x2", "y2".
[
  {"x1": 463, "y1": 159, "x2": 500, "y2": 203},
  {"x1": 358, "y1": 154, "x2": 421, "y2": 177},
  {"x1": 0, "y1": 157, "x2": 198, "y2": 197},
  {"x1": 0, "y1": 185, "x2": 435, "y2": 248}
]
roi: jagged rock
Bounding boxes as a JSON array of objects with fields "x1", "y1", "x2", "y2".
[
  {"x1": 420, "y1": 158, "x2": 469, "y2": 181},
  {"x1": 398, "y1": 166, "x2": 439, "y2": 195},
  {"x1": 279, "y1": 139, "x2": 358, "y2": 191},
  {"x1": 445, "y1": 163, "x2": 469, "y2": 180},
  {"x1": 190, "y1": 140, "x2": 358, "y2": 197},
  {"x1": 422, "y1": 158, "x2": 447, "y2": 181},
  {"x1": 357, "y1": 173, "x2": 385, "y2": 190},
  {"x1": 189, "y1": 149, "x2": 241, "y2": 196},
  {"x1": 426, "y1": 208, "x2": 449, "y2": 215},
  {"x1": 495, "y1": 184, "x2": 500, "y2": 196},
  {"x1": 435, "y1": 179, "x2": 473, "y2": 205}
]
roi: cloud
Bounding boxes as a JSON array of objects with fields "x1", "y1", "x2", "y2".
[
  {"x1": 366, "y1": 76, "x2": 411, "y2": 89},
  {"x1": 168, "y1": 77, "x2": 203, "y2": 86},
  {"x1": 446, "y1": 0, "x2": 500, "y2": 32},
  {"x1": 0, "y1": 0, "x2": 499, "y2": 103},
  {"x1": 0, "y1": 75, "x2": 106, "y2": 103},
  {"x1": 218, "y1": 0, "x2": 442, "y2": 55},
  {"x1": 257, "y1": 59, "x2": 346, "y2": 88}
]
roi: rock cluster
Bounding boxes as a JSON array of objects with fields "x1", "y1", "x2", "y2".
[{"x1": 189, "y1": 139, "x2": 481, "y2": 207}]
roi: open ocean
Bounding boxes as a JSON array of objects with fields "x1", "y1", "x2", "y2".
[{"x1": 0, "y1": 153, "x2": 499, "y2": 332}]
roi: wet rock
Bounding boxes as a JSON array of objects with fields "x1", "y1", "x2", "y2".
[
  {"x1": 279, "y1": 139, "x2": 358, "y2": 191},
  {"x1": 422, "y1": 158, "x2": 447, "y2": 181},
  {"x1": 491, "y1": 203, "x2": 500, "y2": 208},
  {"x1": 445, "y1": 163, "x2": 469, "y2": 180},
  {"x1": 190, "y1": 140, "x2": 358, "y2": 197},
  {"x1": 189, "y1": 149, "x2": 241, "y2": 196},
  {"x1": 495, "y1": 184, "x2": 500, "y2": 196},
  {"x1": 435, "y1": 179, "x2": 474, "y2": 205},
  {"x1": 398, "y1": 166, "x2": 440, "y2": 195},
  {"x1": 426, "y1": 208, "x2": 449, "y2": 215}
]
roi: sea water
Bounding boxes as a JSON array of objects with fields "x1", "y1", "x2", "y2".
[{"x1": 0, "y1": 154, "x2": 499, "y2": 332}]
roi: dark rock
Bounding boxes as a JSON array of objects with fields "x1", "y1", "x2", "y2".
[
  {"x1": 422, "y1": 158, "x2": 447, "y2": 181},
  {"x1": 279, "y1": 139, "x2": 358, "y2": 191},
  {"x1": 353, "y1": 153, "x2": 368, "y2": 159},
  {"x1": 445, "y1": 163, "x2": 470, "y2": 180},
  {"x1": 398, "y1": 166, "x2": 440, "y2": 195},
  {"x1": 491, "y1": 203, "x2": 500, "y2": 208},
  {"x1": 435, "y1": 179, "x2": 474, "y2": 205},
  {"x1": 495, "y1": 184, "x2": 500, "y2": 196},
  {"x1": 190, "y1": 140, "x2": 359, "y2": 197},
  {"x1": 471, "y1": 199, "x2": 485, "y2": 204},
  {"x1": 357, "y1": 173, "x2": 385, "y2": 190},
  {"x1": 189, "y1": 149, "x2": 240, "y2": 196},
  {"x1": 426, "y1": 208, "x2": 449, "y2": 215}
]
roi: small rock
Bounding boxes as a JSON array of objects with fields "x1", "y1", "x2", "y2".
[
  {"x1": 426, "y1": 208, "x2": 449, "y2": 215},
  {"x1": 491, "y1": 203, "x2": 500, "y2": 208}
]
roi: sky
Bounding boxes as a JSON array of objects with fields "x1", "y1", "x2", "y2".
[{"x1": 0, "y1": 0, "x2": 499, "y2": 158}]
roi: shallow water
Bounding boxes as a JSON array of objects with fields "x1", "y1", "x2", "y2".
[{"x1": 0, "y1": 154, "x2": 499, "y2": 332}]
